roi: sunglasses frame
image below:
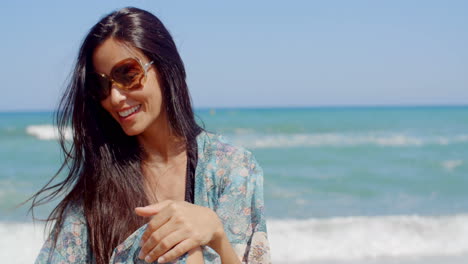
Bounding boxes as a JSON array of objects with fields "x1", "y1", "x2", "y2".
[{"x1": 91, "y1": 57, "x2": 154, "y2": 100}]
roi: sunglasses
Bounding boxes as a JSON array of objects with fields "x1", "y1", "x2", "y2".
[{"x1": 89, "y1": 57, "x2": 154, "y2": 101}]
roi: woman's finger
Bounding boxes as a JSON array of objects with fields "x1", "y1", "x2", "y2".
[
  {"x1": 140, "y1": 201, "x2": 182, "y2": 243},
  {"x1": 142, "y1": 229, "x2": 192, "y2": 263},
  {"x1": 140, "y1": 206, "x2": 174, "y2": 244},
  {"x1": 139, "y1": 217, "x2": 179, "y2": 258},
  {"x1": 157, "y1": 239, "x2": 196, "y2": 264},
  {"x1": 135, "y1": 200, "x2": 174, "y2": 217}
]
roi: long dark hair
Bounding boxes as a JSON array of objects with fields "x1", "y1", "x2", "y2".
[{"x1": 28, "y1": 7, "x2": 202, "y2": 264}]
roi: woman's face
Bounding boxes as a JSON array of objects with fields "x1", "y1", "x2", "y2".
[{"x1": 92, "y1": 38, "x2": 165, "y2": 136}]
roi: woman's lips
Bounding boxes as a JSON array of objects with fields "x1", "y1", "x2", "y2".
[{"x1": 118, "y1": 104, "x2": 141, "y2": 119}]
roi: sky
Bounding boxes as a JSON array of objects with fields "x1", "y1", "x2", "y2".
[{"x1": 1, "y1": 0, "x2": 467, "y2": 111}]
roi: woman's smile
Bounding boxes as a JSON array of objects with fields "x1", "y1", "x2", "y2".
[{"x1": 118, "y1": 104, "x2": 142, "y2": 119}]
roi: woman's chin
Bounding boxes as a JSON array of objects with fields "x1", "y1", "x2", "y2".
[{"x1": 121, "y1": 126, "x2": 143, "y2": 136}]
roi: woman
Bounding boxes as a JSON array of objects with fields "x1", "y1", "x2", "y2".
[{"x1": 31, "y1": 7, "x2": 270, "y2": 264}]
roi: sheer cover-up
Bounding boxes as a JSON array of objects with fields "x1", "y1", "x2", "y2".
[{"x1": 35, "y1": 132, "x2": 271, "y2": 264}]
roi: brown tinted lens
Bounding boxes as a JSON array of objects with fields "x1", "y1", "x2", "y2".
[
  {"x1": 111, "y1": 58, "x2": 144, "y2": 89},
  {"x1": 90, "y1": 73, "x2": 111, "y2": 100}
]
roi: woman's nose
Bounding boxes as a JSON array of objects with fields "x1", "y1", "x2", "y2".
[{"x1": 109, "y1": 85, "x2": 127, "y2": 106}]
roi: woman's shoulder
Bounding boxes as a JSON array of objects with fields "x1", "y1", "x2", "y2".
[
  {"x1": 196, "y1": 131, "x2": 263, "y2": 195},
  {"x1": 197, "y1": 131, "x2": 257, "y2": 168},
  {"x1": 60, "y1": 199, "x2": 86, "y2": 225}
]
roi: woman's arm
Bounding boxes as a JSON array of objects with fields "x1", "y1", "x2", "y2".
[
  {"x1": 187, "y1": 247, "x2": 204, "y2": 264},
  {"x1": 212, "y1": 150, "x2": 271, "y2": 263},
  {"x1": 208, "y1": 229, "x2": 243, "y2": 263}
]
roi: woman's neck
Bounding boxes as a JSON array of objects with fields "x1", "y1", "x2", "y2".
[
  {"x1": 137, "y1": 112, "x2": 185, "y2": 167},
  {"x1": 137, "y1": 113, "x2": 188, "y2": 202}
]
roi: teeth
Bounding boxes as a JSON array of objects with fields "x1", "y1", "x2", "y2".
[{"x1": 118, "y1": 105, "x2": 141, "y2": 117}]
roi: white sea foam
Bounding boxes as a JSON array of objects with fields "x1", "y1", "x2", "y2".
[
  {"x1": 25, "y1": 125, "x2": 468, "y2": 150},
  {"x1": 233, "y1": 128, "x2": 256, "y2": 135},
  {"x1": 442, "y1": 160, "x2": 464, "y2": 171},
  {"x1": 26, "y1": 125, "x2": 72, "y2": 141},
  {"x1": 230, "y1": 133, "x2": 468, "y2": 149},
  {"x1": 0, "y1": 222, "x2": 45, "y2": 264},
  {"x1": 268, "y1": 214, "x2": 468, "y2": 263},
  {"x1": 2, "y1": 214, "x2": 468, "y2": 264}
]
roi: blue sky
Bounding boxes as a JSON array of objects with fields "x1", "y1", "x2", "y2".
[{"x1": 1, "y1": 0, "x2": 467, "y2": 111}]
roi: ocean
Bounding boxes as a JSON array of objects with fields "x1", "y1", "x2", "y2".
[{"x1": 1, "y1": 106, "x2": 468, "y2": 263}]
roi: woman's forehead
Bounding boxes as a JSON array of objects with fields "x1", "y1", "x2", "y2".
[{"x1": 92, "y1": 38, "x2": 145, "y2": 74}]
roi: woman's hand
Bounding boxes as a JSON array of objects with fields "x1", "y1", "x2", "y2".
[{"x1": 135, "y1": 200, "x2": 224, "y2": 263}]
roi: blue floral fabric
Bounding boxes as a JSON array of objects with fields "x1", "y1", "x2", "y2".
[{"x1": 35, "y1": 132, "x2": 271, "y2": 264}]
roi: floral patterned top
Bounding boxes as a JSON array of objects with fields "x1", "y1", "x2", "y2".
[{"x1": 35, "y1": 131, "x2": 271, "y2": 264}]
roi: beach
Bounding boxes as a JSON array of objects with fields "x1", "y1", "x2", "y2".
[
  {"x1": 2, "y1": 217, "x2": 468, "y2": 263},
  {"x1": 1, "y1": 107, "x2": 468, "y2": 263}
]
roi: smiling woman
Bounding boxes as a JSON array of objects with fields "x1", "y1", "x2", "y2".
[
  {"x1": 93, "y1": 39, "x2": 165, "y2": 136},
  {"x1": 28, "y1": 6, "x2": 270, "y2": 264}
]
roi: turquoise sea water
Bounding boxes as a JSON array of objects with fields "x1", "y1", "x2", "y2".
[
  {"x1": 1, "y1": 106, "x2": 468, "y2": 263},
  {"x1": 197, "y1": 107, "x2": 468, "y2": 219}
]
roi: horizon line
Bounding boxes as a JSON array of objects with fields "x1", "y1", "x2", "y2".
[{"x1": 1, "y1": 103, "x2": 468, "y2": 113}]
